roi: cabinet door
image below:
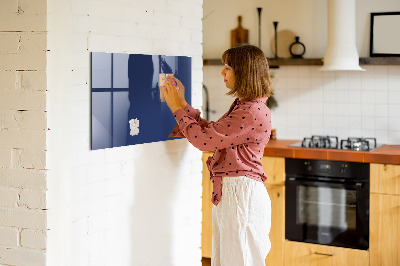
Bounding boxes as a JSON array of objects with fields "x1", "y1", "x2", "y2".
[
  {"x1": 370, "y1": 163, "x2": 400, "y2": 195},
  {"x1": 284, "y1": 241, "x2": 369, "y2": 266},
  {"x1": 261, "y1": 156, "x2": 285, "y2": 185},
  {"x1": 264, "y1": 184, "x2": 284, "y2": 266},
  {"x1": 201, "y1": 152, "x2": 213, "y2": 258},
  {"x1": 370, "y1": 193, "x2": 400, "y2": 266}
]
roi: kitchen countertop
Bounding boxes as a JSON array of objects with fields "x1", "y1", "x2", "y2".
[{"x1": 263, "y1": 139, "x2": 400, "y2": 165}]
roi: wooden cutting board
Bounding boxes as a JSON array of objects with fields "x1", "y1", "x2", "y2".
[{"x1": 231, "y1": 16, "x2": 249, "y2": 48}]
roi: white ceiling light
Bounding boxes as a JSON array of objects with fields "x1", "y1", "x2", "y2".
[{"x1": 320, "y1": 0, "x2": 365, "y2": 71}]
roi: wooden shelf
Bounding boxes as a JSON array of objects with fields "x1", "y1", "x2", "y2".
[
  {"x1": 359, "y1": 57, "x2": 400, "y2": 65},
  {"x1": 203, "y1": 57, "x2": 400, "y2": 67},
  {"x1": 268, "y1": 58, "x2": 322, "y2": 67},
  {"x1": 203, "y1": 58, "x2": 323, "y2": 67}
]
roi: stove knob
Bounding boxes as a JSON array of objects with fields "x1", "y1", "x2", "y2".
[
  {"x1": 340, "y1": 164, "x2": 347, "y2": 174},
  {"x1": 305, "y1": 162, "x2": 312, "y2": 171}
]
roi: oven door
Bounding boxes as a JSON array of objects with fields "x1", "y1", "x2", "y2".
[{"x1": 285, "y1": 177, "x2": 369, "y2": 250}]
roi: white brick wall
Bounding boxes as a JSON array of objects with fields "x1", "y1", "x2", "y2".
[
  {"x1": 0, "y1": 247, "x2": 46, "y2": 266},
  {"x1": 0, "y1": 187, "x2": 19, "y2": 208},
  {"x1": 0, "y1": 0, "x2": 48, "y2": 265},
  {"x1": 0, "y1": 169, "x2": 47, "y2": 189},
  {"x1": 0, "y1": 227, "x2": 19, "y2": 247},
  {"x1": 21, "y1": 229, "x2": 47, "y2": 250},
  {"x1": 47, "y1": 1, "x2": 203, "y2": 266},
  {"x1": 4, "y1": 1, "x2": 204, "y2": 265},
  {"x1": 0, "y1": 208, "x2": 46, "y2": 230}
]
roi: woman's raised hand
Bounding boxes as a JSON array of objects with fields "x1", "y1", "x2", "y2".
[
  {"x1": 161, "y1": 76, "x2": 186, "y2": 113},
  {"x1": 172, "y1": 77, "x2": 187, "y2": 108}
]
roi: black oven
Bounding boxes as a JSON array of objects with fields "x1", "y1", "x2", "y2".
[{"x1": 285, "y1": 158, "x2": 369, "y2": 250}]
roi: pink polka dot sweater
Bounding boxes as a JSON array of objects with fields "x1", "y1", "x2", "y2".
[{"x1": 169, "y1": 97, "x2": 271, "y2": 206}]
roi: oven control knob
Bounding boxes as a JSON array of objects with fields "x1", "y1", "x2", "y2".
[
  {"x1": 340, "y1": 164, "x2": 347, "y2": 174},
  {"x1": 304, "y1": 161, "x2": 312, "y2": 171}
]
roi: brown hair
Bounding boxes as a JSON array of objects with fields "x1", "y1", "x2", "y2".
[{"x1": 221, "y1": 44, "x2": 273, "y2": 99}]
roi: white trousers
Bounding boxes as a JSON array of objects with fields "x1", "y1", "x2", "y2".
[{"x1": 212, "y1": 176, "x2": 271, "y2": 266}]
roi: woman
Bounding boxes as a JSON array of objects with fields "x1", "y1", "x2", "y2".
[{"x1": 162, "y1": 44, "x2": 273, "y2": 266}]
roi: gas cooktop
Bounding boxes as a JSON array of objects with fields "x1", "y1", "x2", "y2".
[{"x1": 289, "y1": 135, "x2": 382, "y2": 151}]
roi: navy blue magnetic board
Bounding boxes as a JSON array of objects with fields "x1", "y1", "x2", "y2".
[{"x1": 90, "y1": 52, "x2": 192, "y2": 150}]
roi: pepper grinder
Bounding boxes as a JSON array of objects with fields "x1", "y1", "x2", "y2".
[{"x1": 273, "y1": 21, "x2": 279, "y2": 58}]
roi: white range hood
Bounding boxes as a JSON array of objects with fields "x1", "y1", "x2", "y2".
[{"x1": 320, "y1": 0, "x2": 365, "y2": 71}]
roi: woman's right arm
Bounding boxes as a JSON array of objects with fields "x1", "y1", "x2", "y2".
[
  {"x1": 170, "y1": 76, "x2": 211, "y2": 127},
  {"x1": 182, "y1": 104, "x2": 210, "y2": 128},
  {"x1": 169, "y1": 103, "x2": 211, "y2": 138},
  {"x1": 171, "y1": 106, "x2": 257, "y2": 152},
  {"x1": 167, "y1": 77, "x2": 211, "y2": 137}
]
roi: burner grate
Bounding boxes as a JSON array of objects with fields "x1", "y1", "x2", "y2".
[
  {"x1": 340, "y1": 137, "x2": 377, "y2": 151},
  {"x1": 296, "y1": 136, "x2": 378, "y2": 151},
  {"x1": 301, "y1": 135, "x2": 339, "y2": 149}
]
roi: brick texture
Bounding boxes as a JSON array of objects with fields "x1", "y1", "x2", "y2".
[
  {"x1": 0, "y1": 227, "x2": 19, "y2": 247},
  {"x1": 0, "y1": 247, "x2": 46, "y2": 266},
  {"x1": 0, "y1": 187, "x2": 19, "y2": 208},
  {"x1": 0, "y1": 208, "x2": 46, "y2": 230},
  {"x1": 19, "y1": 189, "x2": 47, "y2": 209},
  {"x1": 46, "y1": 0, "x2": 203, "y2": 264},
  {"x1": 21, "y1": 229, "x2": 46, "y2": 249},
  {"x1": 3, "y1": 0, "x2": 204, "y2": 265},
  {"x1": 0, "y1": 0, "x2": 47, "y2": 264}
]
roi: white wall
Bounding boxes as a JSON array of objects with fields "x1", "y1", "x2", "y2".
[
  {"x1": 271, "y1": 65, "x2": 400, "y2": 144},
  {"x1": 0, "y1": 0, "x2": 48, "y2": 265},
  {"x1": 204, "y1": 0, "x2": 326, "y2": 59},
  {"x1": 203, "y1": 0, "x2": 400, "y2": 145},
  {"x1": 46, "y1": 1, "x2": 203, "y2": 266},
  {"x1": 203, "y1": 0, "x2": 400, "y2": 58}
]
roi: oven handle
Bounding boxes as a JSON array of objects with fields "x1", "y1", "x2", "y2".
[{"x1": 286, "y1": 177, "x2": 364, "y2": 189}]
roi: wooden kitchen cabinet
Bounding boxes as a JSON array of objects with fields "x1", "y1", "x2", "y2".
[
  {"x1": 201, "y1": 154, "x2": 286, "y2": 266},
  {"x1": 370, "y1": 193, "x2": 400, "y2": 266},
  {"x1": 202, "y1": 152, "x2": 213, "y2": 258},
  {"x1": 370, "y1": 163, "x2": 400, "y2": 266},
  {"x1": 261, "y1": 156, "x2": 285, "y2": 186},
  {"x1": 370, "y1": 163, "x2": 400, "y2": 195},
  {"x1": 262, "y1": 156, "x2": 285, "y2": 266},
  {"x1": 264, "y1": 184, "x2": 285, "y2": 266},
  {"x1": 284, "y1": 241, "x2": 369, "y2": 266}
]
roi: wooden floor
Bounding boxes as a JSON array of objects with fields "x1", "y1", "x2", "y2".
[{"x1": 202, "y1": 257, "x2": 211, "y2": 266}]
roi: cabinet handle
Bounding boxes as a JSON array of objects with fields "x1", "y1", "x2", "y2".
[{"x1": 314, "y1": 252, "x2": 335, "y2": 257}]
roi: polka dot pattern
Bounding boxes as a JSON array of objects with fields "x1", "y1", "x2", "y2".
[{"x1": 169, "y1": 97, "x2": 272, "y2": 206}]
